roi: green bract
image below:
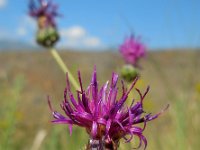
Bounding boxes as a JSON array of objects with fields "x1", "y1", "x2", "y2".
[{"x1": 36, "y1": 27, "x2": 59, "y2": 47}]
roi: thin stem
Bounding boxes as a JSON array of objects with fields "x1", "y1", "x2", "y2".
[
  {"x1": 30, "y1": 129, "x2": 47, "y2": 150},
  {"x1": 86, "y1": 139, "x2": 104, "y2": 150},
  {"x1": 86, "y1": 138, "x2": 118, "y2": 150},
  {"x1": 49, "y1": 48, "x2": 79, "y2": 90}
]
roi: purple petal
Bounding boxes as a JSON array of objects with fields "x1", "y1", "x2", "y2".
[
  {"x1": 91, "y1": 66, "x2": 98, "y2": 105},
  {"x1": 97, "y1": 118, "x2": 107, "y2": 125},
  {"x1": 73, "y1": 111, "x2": 93, "y2": 122},
  {"x1": 106, "y1": 119, "x2": 112, "y2": 134},
  {"x1": 69, "y1": 124, "x2": 73, "y2": 136},
  {"x1": 52, "y1": 119, "x2": 73, "y2": 124},
  {"x1": 91, "y1": 121, "x2": 98, "y2": 138},
  {"x1": 52, "y1": 111, "x2": 66, "y2": 120},
  {"x1": 111, "y1": 73, "x2": 118, "y2": 88}
]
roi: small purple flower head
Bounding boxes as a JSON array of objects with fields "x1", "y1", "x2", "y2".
[
  {"x1": 28, "y1": 0, "x2": 60, "y2": 47},
  {"x1": 119, "y1": 35, "x2": 146, "y2": 67},
  {"x1": 48, "y1": 67, "x2": 168, "y2": 149},
  {"x1": 29, "y1": 0, "x2": 59, "y2": 28}
]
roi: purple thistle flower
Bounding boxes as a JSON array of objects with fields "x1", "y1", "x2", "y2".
[
  {"x1": 29, "y1": 0, "x2": 59, "y2": 28},
  {"x1": 48, "y1": 67, "x2": 168, "y2": 149},
  {"x1": 119, "y1": 35, "x2": 146, "y2": 67},
  {"x1": 28, "y1": 0, "x2": 60, "y2": 47}
]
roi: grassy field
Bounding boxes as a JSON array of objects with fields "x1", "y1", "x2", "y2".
[{"x1": 0, "y1": 49, "x2": 200, "y2": 150}]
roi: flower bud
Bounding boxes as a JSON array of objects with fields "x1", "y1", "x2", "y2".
[
  {"x1": 121, "y1": 64, "x2": 138, "y2": 82},
  {"x1": 36, "y1": 26, "x2": 59, "y2": 47}
]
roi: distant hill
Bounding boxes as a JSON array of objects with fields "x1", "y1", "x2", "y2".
[
  {"x1": 0, "y1": 39, "x2": 38, "y2": 51},
  {"x1": 0, "y1": 39, "x2": 111, "y2": 51},
  {"x1": 1, "y1": 39, "x2": 199, "y2": 52}
]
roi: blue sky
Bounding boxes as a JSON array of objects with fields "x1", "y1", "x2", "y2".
[{"x1": 0, "y1": 0, "x2": 200, "y2": 50}]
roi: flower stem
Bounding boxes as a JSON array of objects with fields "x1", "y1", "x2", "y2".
[
  {"x1": 49, "y1": 48, "x2": 79, "y2": 90},
  {"x1": 86, "y1": 139, "x2": 118, "y2": 150}
]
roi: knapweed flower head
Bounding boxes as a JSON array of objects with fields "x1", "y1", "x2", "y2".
[
  {"x1": 29, "y1": 0, "x2": 60, "y2": 47},
  {"x1": 48, "y1": 67, "x2": 168, "y2": 149},
  {"x1": 29, "y1": 0, "x2": 59, "y2": 28},
  {"x1": 119, "y1": 35, "x2": 146, "y2": 67}
]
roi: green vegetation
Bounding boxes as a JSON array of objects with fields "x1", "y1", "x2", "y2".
[{"x1": 0, "y1": 50, "x2": 199, "y2": 150}]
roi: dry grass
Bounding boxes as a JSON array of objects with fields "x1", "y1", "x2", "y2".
[{"x1": 0, "y1": 49, "x2": 200, "y2": 150}]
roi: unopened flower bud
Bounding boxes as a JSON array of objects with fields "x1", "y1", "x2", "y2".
[
  {"x1": 121, "y1": 64, "x2": 138, "y2": 82},
  {"x1": 36, "y1": 26, "x2": 59, "y2": 47}
]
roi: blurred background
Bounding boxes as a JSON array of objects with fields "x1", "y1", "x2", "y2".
[{"x1": 0, "y1": 0, "x2": 200, "y2": 150}]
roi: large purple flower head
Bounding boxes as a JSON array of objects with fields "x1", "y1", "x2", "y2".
[
  {"x1": 48, "y1": 67, "x2": 168, "y2": 149},
  {"x1": 119, "y1": 35, "x2": 146, "y2": 67},
  {"x1": 29, "y1": 0, "x2": 59, "y2": 28}
]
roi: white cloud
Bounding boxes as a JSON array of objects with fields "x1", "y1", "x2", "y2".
[
  {"x1": 17, "y1": 27, "x2": 27, "y2": 36},
  {"x1": 23, "y1": 16, "x2": 36, "y2": 29},
  {"x1": 0, "y1": 0, "x2": 6, "y2": 8},
  {"x1": 60, "y1": 26, "x2": 86, "y2": 39},
  {"x1": 16, "y1": 16, "x2": 36, "y2": 37},
  {"x1": 59, "y1": 25, "x2": 102, "y2": 49},
  {"x1": 83, "y1": 37, "x2": 101, "y2": 47},
  {"x1": 0, "y1": 16, "x2": 35, "y2": 40}
]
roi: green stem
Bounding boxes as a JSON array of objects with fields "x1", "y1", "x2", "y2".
[{"x1": 49, "y1": 48, "x2": 79, "y2": 90}]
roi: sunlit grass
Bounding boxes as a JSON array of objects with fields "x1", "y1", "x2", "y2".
[{"x1": 0, "y1": 50, "x2": 199, "y2": 149}]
